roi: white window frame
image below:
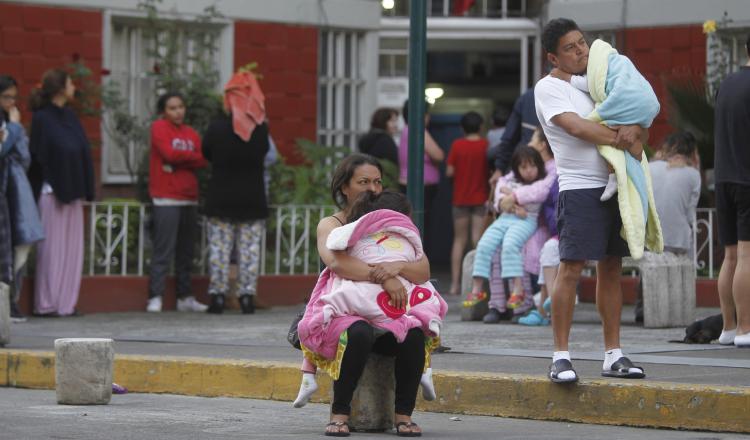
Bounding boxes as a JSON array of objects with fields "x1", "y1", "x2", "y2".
[
  {"x1": 318, "y1": 29, "x2": 368, "y2": 152},
  {"x1": 101, "y1": 10, "x2": 233, "y2": 184}
]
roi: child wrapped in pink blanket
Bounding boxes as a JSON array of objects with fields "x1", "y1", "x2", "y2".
[{"x1": 321, "y1": 209, "x2": 446, "y2": 338}]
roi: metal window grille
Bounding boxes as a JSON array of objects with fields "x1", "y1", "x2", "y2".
[{"x1": 318, "y1": 30, "x2": 367, "y2": 152}]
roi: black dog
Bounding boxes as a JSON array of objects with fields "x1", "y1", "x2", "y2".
[{"x1": 672, "y1": 314, "x2": 724, "y2": 344}]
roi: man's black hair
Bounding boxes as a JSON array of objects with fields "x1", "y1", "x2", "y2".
[
  {"x1": 492, "y1": 107, "x2": 508, "y2": 127},
  {"x1": 402, "y1": 99, "x2": 431, "y2": 122},
  {"x1": 542, "y1": 18, "x2": 582, "y2": 54},
  {"x1": 460, "y1": 111, "x2": 483, "y2": 135}
]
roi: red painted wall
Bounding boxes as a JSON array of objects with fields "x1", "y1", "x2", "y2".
[
  {"x1": 234, "y1": 21, "x2": 318, "y2": 162},
  {"x1": 619, "y1": 25, "x2": 706, "y2": 149},
  {"x1": 0, "y1": 2, "x2": 104, "y2": 193}
]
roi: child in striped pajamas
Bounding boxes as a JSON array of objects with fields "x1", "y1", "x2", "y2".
[{"x1": 468, "y1": 145, "x2": 550, "y2": 305}]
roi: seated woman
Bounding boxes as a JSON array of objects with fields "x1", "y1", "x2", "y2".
[
  {"x1": 321, "y1": 190, "x2": 447, "y2": 337},
  {"x1": 297, "y1": 154, "x2": 434, "y2": 437}
]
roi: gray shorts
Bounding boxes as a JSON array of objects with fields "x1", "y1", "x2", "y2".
[
  {"x1": 557, "y1": 187, "x2": 629, "y2": 261},
  {"x1": 452, "y1": 204, "x2": 486, "y2": 219}
]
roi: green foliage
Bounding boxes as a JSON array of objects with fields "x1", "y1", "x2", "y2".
[
  {"x1": 269, "y1": 139, "x2": 350, "y2": 206},
  {"x1": 665, "y1": 77, "x2": 715, "y2": 169}
]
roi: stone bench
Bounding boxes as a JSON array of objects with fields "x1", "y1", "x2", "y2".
[
  {"x1": 0, "y1": 282, "x2": 9, "y2": 347},
  {"x1": 55, "y1": 338, "x2": 114, "y2": 405},
  {"x1": 587, "y1": 253, "x2": 695, "y2": 328},
  {"x1": 346, "y1": 353, "x2": 395, "y2": 432}
]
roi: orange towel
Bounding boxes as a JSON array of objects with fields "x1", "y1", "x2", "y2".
[{"x1": 223, "y1": 71, "x2": 266, "y2": 142}]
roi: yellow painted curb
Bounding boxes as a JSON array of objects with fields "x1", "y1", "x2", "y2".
[{"x1": 2, "y1": 350, "x2": 749, "y2": 433}]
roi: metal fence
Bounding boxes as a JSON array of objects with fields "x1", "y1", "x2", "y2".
[
  {"x1": 82, "y1": 201, "x2": 721, "y2": 278},
  {"x1": 84, "y1": 202, "x2": 337, "y2": 277}
]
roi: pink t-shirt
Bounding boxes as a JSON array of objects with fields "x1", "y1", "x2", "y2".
[{"x1": 398, "y1": 125, "x2": 440, "y2": 185}]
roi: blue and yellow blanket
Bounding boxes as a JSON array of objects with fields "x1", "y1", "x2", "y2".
[{"x1": 586, "y1": 39, "x2": 663, "y2": 259}]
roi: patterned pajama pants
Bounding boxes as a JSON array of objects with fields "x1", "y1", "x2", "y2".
[
  {"x1": 472, "y1": 214, "x2": 538, "y2": 280},
  {"x1": 207, "y1": 218, "x2": 264, "y2": 296}
]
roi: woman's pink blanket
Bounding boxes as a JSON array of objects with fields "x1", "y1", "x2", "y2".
[{"x1": 298, "y1": 210, "x2": 448, "y2": 360}]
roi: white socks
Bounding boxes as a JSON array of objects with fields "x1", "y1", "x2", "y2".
[
  {"x1": 552, "y1": 351, "x2": 576, "y2": 381},
  {"x1": 718, "y1": 328, "x2": 736, "y2": 345},
  {"x1": 600, "y1": 173, "x2": 618, "y2": 201},
  {"x1": 603, "y1": 348, "x2": 643, "y2": 374},
  {"x1": 420, "y1": 368, "x2": 436, "y2": 401},
  {"x1": 293, "y1": 373, "x2": 318, "y2": 408}
]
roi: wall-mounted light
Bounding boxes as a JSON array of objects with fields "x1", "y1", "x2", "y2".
[
  {"x1": 382, "y1": 0, "x2": 395, "y2": 10},
  {"x1": 425, "y1": 87, "x2": 444, "y2": 104}
]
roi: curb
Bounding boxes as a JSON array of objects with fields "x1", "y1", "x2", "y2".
[{"x1": 2, "y1": 349, "x2": 749, "y2": 433}]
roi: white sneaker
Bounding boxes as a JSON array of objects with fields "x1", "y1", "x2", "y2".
[
  {"x1": 146, "y1": 296, "x2": 162, "y2": 313},
  {"x1": 734, "y1": 332, "x2": 750, "y2": 347},
  {"x1": 177, "y1": 296, "x2": 208, "y2": 312}
]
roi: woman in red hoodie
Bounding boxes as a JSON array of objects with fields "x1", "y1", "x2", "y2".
[{"x1": 147, "y1": 92, "x2": 208, "y2": 313}]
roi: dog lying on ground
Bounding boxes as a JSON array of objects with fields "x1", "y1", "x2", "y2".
[{"x1": 671, "y1": 314, "x2": 723, "y2": 344}]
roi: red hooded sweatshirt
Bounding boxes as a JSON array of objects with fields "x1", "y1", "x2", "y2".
[{"x1": 148, "y1": 119, "x2": 207, "y2": 201}]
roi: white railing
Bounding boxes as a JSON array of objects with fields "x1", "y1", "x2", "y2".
[
  {"x1": 82, "y1": 202, "x2": 721, "y2": 278},
  {"x1": 694, "y1": 207, "x2": 718, "y2": 279},
  {"x1": 84, "y1": 201, "x2": 337, "y2": 277}
]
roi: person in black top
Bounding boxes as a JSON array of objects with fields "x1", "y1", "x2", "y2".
[
  {"x1": 28, "y1": 68, "x2": 94, "y2": 317},
  {"x1": 358, "y1": 107, "x2": 399, "y2": 167},
  {"x1": 203, "y1": 71, "x2": 270, "y2": 315},
  {"x1": 713, "y1": 33, "x2": 750, "y2": 347}
]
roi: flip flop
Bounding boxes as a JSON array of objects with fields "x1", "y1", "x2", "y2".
[
  {"x1": 601, "y1": 356, "x2": 645, "y2": 379},
  {"x1": 549, "y1": 358, "x2": 578, "y2": 384},
  {"x1": 324, "y1": 421, "x2": 351, "y2": 437},
  {"x1": 395, "y1": 421, "x2": 422, "y2": 437}
]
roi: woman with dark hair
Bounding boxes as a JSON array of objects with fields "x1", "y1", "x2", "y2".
[
  {"x1": 146, "y1": 92, "x2": 208, "y2": 313},
  {"x1": 29, "y1": 69, "x2": 94, "y2": 316},
  {"x1": 203, "y1": 71, "x2": 269, "y2": 315},
  {"x1": 0, "y1": 74, "x2": 44, "y2": 322},
  {"x1": 297, "y1": 153, "x2": 432, "y2": 436},
  {"x1": 358, "y1": 107, "x2": 399, "y2": 166}
]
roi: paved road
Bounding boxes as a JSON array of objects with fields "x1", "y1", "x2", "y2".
[
  {"x1": 6, "y1": 299, "x2": 750, "y2": 387},
  {"x1": 1, "y1": 388, "x2": 748, "y2": 440}
]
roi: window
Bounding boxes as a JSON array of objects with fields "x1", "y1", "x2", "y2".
[
  {"x1": 719, "y1": 30, "x2": 749, "y2": 74},
  {"x1": 103, "y1": 17, "x2": 229, "y2": 183},
  {"x1": 318, "y1": 30, "x2": 366, "y2": 151},
  {"x1": 379, "y1": 38, "x2": 408, "y2": 77}
]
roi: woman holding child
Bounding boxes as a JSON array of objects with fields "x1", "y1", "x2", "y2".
[{"x1": 298, "y1": 153, "x2": 437, "y2": 437}]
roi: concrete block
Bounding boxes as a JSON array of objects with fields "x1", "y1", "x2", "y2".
[
  {"x1": 348, "y1": 354, "x2": 395, "y2": 432},
  {"x1": 0, "y1": 283, "x2": 9, "y2": 347},
  {"x1": 641, "y1": 252, "x2": 695, "y2": 328},
  {"x1": 460, "y1": 250, "x2": 488, "y2": 321},
  {"x1": 55, "y1": 338, "x2": 114, "y2": 405}
]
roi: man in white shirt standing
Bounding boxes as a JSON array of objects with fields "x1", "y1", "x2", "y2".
[{"x1": 534, "y1": 18, "x2": 648, "y2": 383}]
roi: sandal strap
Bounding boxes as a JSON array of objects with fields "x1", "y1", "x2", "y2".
[
  {"x1": 611, "y1": 357, "x2": 644, "y2": 373},
  {"x1": 327, "y1": 421, "x2": 349, "y2": 427},
  {"x1": 550, "y1": 359, "x2": 576, "y2": 376}
]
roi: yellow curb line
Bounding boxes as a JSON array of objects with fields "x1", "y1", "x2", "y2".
[{"x1": 2, "y1": 350, "x2": 749, "y2": 433}]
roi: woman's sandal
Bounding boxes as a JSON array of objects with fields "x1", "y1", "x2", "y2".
[
  {"x1": 324, "y1": 421, "x2": 351, "y2": 437},
  {"x1": 395, "y1": 421, "x2": 422, "y2": 437}
]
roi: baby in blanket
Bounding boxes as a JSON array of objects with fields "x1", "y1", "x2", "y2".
[
  {"x1": 294, "y1": 190, "x2": 447, "y2": 408},
  {"x1": 556, "y1": 38, "x2": 660, "y2": 203}
]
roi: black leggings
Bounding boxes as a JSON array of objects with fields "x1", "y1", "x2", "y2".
[{"x1": 332, "y1": 321, "x2": 425, "y2": 416}]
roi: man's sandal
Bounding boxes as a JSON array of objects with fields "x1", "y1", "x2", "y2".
[
  {"x1": 395, "y1": 421, "x2": 422, "y2": 437},
  {"x1": 549, "y1": 359, "x2": 579, "y2": 384},
  {"x1": 324, "y1": 421, "x2": 351, "y2": 437},
  {"x1": 602, "y1": 356, "x2": 645, "y2": 379}
]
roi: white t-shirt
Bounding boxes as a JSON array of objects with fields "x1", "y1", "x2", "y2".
[{"x1": 534, "y1": 75, "x2": 609, "y2": 191}]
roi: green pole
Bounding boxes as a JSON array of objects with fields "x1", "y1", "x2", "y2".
[{"x1": 407, "y1": 0, "x2": 427, "y2": 234}]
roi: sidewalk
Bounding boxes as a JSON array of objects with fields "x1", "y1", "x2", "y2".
[{"x1": 2, "y1": 295, "x2": 749, "y2": 433}]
